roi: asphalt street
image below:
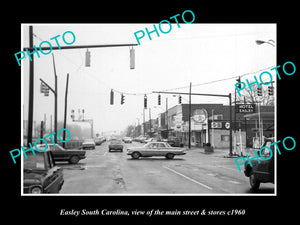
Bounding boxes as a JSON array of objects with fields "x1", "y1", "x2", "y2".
[{"x1": 59, "y1": 142, "x2": 274, "y2": 194}]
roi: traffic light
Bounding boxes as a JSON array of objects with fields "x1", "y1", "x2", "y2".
[
  {"x1": 257, "y1": 87, "x2": 262, "y2": 96},
  {"x1": 144, "y1": 94, "x2": 147, "y2": 109},
  {"x1": 130, "y1": 47, "x2": 135, "y2": 69},
  {"x1": 158, "y1": 94, "x2": 161, "y2": 105},
  {"x1": 236, "y1": 77, "x2": 241, "y2": 89},
  {"x1": 110, "y1": 89, "x2": 114, "y2": 105},
  {"x1": 268, "y1": 86, "x2": 274, "y2": 96},
  {"x1": 178, "y1": 95, "x2": 182, "y2": 104},
  {"x1": 121, "y1": 93, "x2": 125, "y2": 104},
  {"x1": 85, "y1": 49, "x2": 90, "y2": 67}
]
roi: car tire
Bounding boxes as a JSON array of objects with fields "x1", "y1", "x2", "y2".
[
  {"x1": 109, "y1": 149, "x2": 111, "y2": 152},
  {"x1": 69, "y1": 155, "x2": 80, "y2": 164},
  {"x1": 131, "y1": 152, "x2": 140, "y2": 159},
  {"x1": 166, "y1": 153, "x2": 175, "y2": 159},
  {"x1": 249, "y1": 173, "x2": 260, "y2": 191}
]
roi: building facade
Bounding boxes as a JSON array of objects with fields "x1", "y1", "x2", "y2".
[{"x1": 157, "y1": 103, "x2": 274, "y2": 149}]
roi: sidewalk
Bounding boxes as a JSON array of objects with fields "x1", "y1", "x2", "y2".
[{"x1": 186, "y1": 146, "x2": 257, "y2": 158}]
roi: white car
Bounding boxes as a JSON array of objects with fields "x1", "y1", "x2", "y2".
[
  {"x1": 127, "y1": 142, "x2": 186, "y2": 159},
  {"x1": 82, "y1": 139, "x2": 96, "y2": 150}
]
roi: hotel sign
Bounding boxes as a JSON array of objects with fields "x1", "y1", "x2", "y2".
[{"x1": 236, "y1": 104, "x2": 256, "y2": 113}]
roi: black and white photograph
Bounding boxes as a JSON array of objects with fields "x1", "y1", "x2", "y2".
[
  {"x1": 20, "y1": 23, "x2": 276, "y2": 195},
  {"x1": 4, "y1": 5, "x2": 298, "y2": 224}
]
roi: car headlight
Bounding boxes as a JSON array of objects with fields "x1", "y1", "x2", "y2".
[{"x1": 31, "y1": 186, "x2": 42, "y2": 194}]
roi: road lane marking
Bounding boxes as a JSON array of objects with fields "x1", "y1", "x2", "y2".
[{"x1": 163, "y1": 166, "x2": 213, "y2": 190}]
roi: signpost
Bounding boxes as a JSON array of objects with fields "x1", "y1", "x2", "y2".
[{"x1": 236, "y1": 104, "x2": 256, "y2": 114}]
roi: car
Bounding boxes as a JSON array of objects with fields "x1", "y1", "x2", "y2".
[
  {"x1": 82, "y1": 139, "x2": 96, "y2": 150},
  {"x1": 109, "y1": 139, "x2": 124, "y2": 152},
  {"x1": 95, "y1": 136, "x2": 106, "y2": 145},
  {"x1": 127, "y1": 141, "x2": 186, "y2": 159},
  {"x1": 123, "y1": 137, "x2": 133, "y2": 143},
  {"x1": 41, "y1": 144, "x2": 86, "y2": 164},
  {"x1": 133, "y1": 136, "x2": 147, "y2": 143},
  {"x1": 166, "y1": 136, "x2": 184, "y2": 147},
  {"x1": 23, "y1": 150, "x2": 64, "y2": 194},
  {"x1": 244, "y1": 138, "x2": 274, "y2": 191}
]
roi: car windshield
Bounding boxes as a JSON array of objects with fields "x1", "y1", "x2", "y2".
[{"x1": 24, "y1": 152, "x2": 45, "y2": 169}]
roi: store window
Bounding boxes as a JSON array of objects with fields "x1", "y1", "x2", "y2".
[{"x1": 221, "y1": 135, "x2": 229, "y2": 142}]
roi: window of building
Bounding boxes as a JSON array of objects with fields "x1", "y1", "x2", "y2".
[{"x1": 221, "y1": 135, "x2": 229, "y2": 142}]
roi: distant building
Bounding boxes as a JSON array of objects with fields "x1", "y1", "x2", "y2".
[{"x1": 157, "y1": 103, "x2": 274, "y2": 149}]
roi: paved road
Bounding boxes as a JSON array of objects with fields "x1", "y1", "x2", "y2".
[{"x1": 59, "y1": 142, "x2": 274, "y2": 194}]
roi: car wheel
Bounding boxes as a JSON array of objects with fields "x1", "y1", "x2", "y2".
[
  {"x1": 109, "y1": 149, "x2": 111, "y2": 152},
  {"x1": 166, "y1": 153, "x2": 175, "y2": 159},
  {"x1": 131, "y1": 152, "x2": 140, "y2": 159},
  {"x1": 69, "y1": 155, "x2": 80, "y2": 164},
  {"x1": 249, "y1": 173, "x2": 260, "y2": 191}
]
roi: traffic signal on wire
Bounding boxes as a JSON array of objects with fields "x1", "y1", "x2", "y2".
[
  {"x1": 158, "y1": 94, "x2": 161, "y2": 105},
  {"x1": 257, "y1": 87, "x2": 262, "y2": 96},
  {"x1": 144, "y1": 95, "x2": 147, "y2": 109},
  {"x1": 121, "y1": 93, "x2": 125, "y2": 104},
  {"x1": 110, "y1": 89, "x2": 114, "y2": 105}
]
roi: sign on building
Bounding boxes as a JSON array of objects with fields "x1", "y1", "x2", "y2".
[{"x1": 236, "y1": 104, "x2": 256, "y2": 113}]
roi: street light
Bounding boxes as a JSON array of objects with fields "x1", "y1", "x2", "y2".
[{"x1": 255, "y1": 39, "x2": 275, "y2": 47}]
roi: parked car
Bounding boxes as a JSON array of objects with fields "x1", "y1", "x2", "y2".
[
  {"x1": 127, "y1": 141, "x2": 186, "y2": 159},
  {"x1": 109, "y1": 139, "x2": 124, "y2": 152},
  {"x1": 23, "y1": 150, "x2": 64, "y2": 194},
  {"x1": 95, "y1": 136, "x2": 106, "y2": 145},
  {"x1": 133, "y1": 136, "x2": 147, "y2": 143},
  {"x1": 82, "y1": 139, "x2": 96, "y2": 150},
  {"x1": 166, "y1": 136, "x2": 184, "y2": 147},
  {"x1": 40, "y1": 144, "x2": 86, "y2": 164},
  {"x1": 244, "y1": 138, "x2": 274, "y2": 191},
  {"x1": 123, "y1": 137, "x2": 133, "y2": 143}
]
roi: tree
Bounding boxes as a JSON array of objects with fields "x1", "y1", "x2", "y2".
[{"x1": 237, "y1": 84, "x2": 274, "y2": 106}]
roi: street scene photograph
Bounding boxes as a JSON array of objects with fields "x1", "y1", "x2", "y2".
[{"x1": 21, "y1": 23, "x2": 276, "y2": 195}]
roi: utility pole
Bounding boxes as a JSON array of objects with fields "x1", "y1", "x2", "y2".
[
  {"x1": 63, "y1": 73, "x2": 69, "y2": 148},
  {"x1": 188, "y1": 82, "x2": 192, "y2": 149},
  {"x1": 27, "y1": 26, "x2": 34, "y2": 147},
  {"x1": 24, "y1": 24, "x2": 138, "y2": 146},
  {"x1": 166, "y1": 97, "x2": 168, "y2": 139},
  {"x1": 52, "y1": 54, "x2": 58, "y2": 144},
  {"x1": 153, "y1": 90, "x2": 233, "y2": 156}
]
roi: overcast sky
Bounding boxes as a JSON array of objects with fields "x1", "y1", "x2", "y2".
[{"x1": 21, "y1": 23, "x2": 276, "y2": 135}]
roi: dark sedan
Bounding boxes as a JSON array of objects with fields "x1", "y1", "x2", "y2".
[
  {"x1": 109, "y1": 140, "x2": 124, "y2": 152},
  {"x1": 23, "y1": 150, "x2": 64, "y2": 194},
  {"x1": 36, "y1": 144, "x2": 86, "y2": 164}
]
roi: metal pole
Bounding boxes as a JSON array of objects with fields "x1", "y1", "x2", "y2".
[
  {"x1": 27, "y1": 26, "x2": 34, "y2": 147},
  {"x1": 52, "y1": 54, "x2": 58, "y2": 144},
  {"x1": 166, "y1": 97, "x2": 168, "y2": 139},
  {"x1": 188, "y1": 82, "x2": 192, "y2": 149},
  {"x1": 229, "y1": 93, "x2": 233, "y2": 156},
  {"x1": 63, "y1": 73, "x2": 69, "y2": 148}
]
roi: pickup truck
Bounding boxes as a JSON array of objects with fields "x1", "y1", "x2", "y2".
[
  {"x1": 23, "y1": 150, "x2": 64, "y2": 194},
  {"x1": 244, "y1": 138, "x2": 274, "y2": 191}
]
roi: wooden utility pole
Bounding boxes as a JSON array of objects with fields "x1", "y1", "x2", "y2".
[{"x1": 27, "y1": 26, "x2": 34, "y2": 147}]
